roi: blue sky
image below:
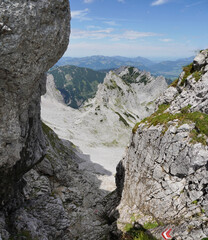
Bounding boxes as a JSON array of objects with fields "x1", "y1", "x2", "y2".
[{"x1": 64, "y1": 0, "x2": 208, "y2": 60}]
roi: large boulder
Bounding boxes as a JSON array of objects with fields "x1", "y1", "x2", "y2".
[{"x1": 0, "y1": 0, "x2": 70, "y2": 206}]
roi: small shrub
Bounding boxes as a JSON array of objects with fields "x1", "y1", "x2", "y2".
[
  {"x1": 190, "y1": 129, "x2": 207, "y2": 146},
  {"x1": 180, "y1": 63, "x2": 193, "y2": 86},
  {"x1": 188, "y1": 225, "x2": 194, "y2": 233},
  {"x1": 115, "y1": 112, "x2": 129, "y2": 127},
  {"x1": 201, "y1": 208, "x2": 205, "y2": 214},
  {"x1": 122, "y1": 224, "x2": 158, "y2": 240},
  {"x1": 169, "y1": 78, "x2": 179, "y2": 87},
  {"x1": 181, "y1": 104, "x2": 192, "y2": 114},
  {"x1": 135, "y1": 231, "x2": 157, "y2": 240},
  {"x1": 193, "y1": 71, "x2": 202, "y2": 81},
  {"x1": 192, "y1": 200, "x2": 198, "y2": 205},
  {"x1": 9, "y1": 230, "x2": 37, "y2": 240},
  {"x1": 124, "y1": 223, "x2": 134, "y2": 232},
  {"x1": 143, "y1": 221, "x2": 158, "y2": 230}
]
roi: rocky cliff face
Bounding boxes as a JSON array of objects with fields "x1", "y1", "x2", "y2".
[
  {"x1": 115, "y1": 50, "x2": 208, "y2": 239},
  {"x1": 0, "y1": 2, "x2": 115, "y2": 239},
  {"x1": 0, "y1": 122, "x2": 112, "y2": 239},
  {"x1": 0, "y1": 0, "x2": 70, "y2": 206}
]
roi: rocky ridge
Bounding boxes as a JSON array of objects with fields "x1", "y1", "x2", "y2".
[
  {"x1": 114, "y1": 50, "x2": 208, "y2": 239},
  {"x1": 79, "y1": 66, "x2": 168, "y2": 147}
]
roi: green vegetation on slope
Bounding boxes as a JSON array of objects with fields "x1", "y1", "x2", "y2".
[
  {"x1": 115, "y1": 112, "x2": 130, "y2": 127},
  {"x1": 180, "y1": 63, "x2": 193, "y2": 86},
  {"x1": 169, "y1": 78, "x2": 179, "y2": 87},
  {"x1": 123, "y1": 223, "x2": 158, "y2": 240},
  {"x1": 121, "y1": 67, "x2": 149, "y2": 85},
  {"x1": 133, "y1": 104, "x2": 208, "y2": 145},
  {"x1": 49, "y1": 65, "x2": 106, "y2": 109},
  {"x1": 169, "y1": 62, "x2": 202, "y2": 88}
]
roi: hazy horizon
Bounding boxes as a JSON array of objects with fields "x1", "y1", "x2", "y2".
[{"x1": 61, "y1": 54, "x2": 195, "y2": 62}]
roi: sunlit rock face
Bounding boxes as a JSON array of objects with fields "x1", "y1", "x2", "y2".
[
  {"x1": 115, "y1": 50, "x2": 208, "y2": 239},
  {"x1": 0, "y1": 0, "x2": 70, "y2": 206}
]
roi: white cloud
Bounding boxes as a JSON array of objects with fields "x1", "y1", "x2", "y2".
[
  {"x1": 71, "y1": 29, "x2": 160, "y2": 41},
  {"x1": 87, "y1": 25, "x2": 101, "y2": 29},
  {"x1": 118, "y1": 0, "x2": 125, "y2": 3},
  {"x1": 151, "y1": 0, "x2": 170, "y2": 6},
  {"x1": 160, "y1": 38, "x2": 173, "y2": 42},
  {"x1": 71, "y1": 9, "x2": 91, "y2": 21},
  {"x1": 123, "y1": 30, "x2": 159, "y2": 40},
  {"x1": 71, "y1": 28, "x2": 114, "y2": 40},
  {"x1": 104, "y1": 21, "x2": 118, "y2": 26},
  {"x1": 83, "y1": 0, "x2": 94, "y2": 3}
]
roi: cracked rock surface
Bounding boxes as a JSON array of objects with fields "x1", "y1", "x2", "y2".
[
  {"x1": 115, "y1": 50, "x2": 208, "y2": 239},
  {"x1": 0, "y1": 0, "x2": 70, "y2": 206}
]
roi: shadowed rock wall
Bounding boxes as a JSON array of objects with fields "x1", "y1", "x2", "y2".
[{"x1": 0, "y1": 0, "x2": 70, "y2": 206}]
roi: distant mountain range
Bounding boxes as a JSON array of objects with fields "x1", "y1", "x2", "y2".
[
  {"x1": 149, "y1": 57, "x2": 195, "y2": 79},
  {"x1": 56, "y1": 55, "x2": 194, "y2": 80}
]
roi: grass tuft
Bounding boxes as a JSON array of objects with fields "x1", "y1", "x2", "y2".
[
  {"x1": 132, "y1": 104, "x2": 208, "y2": 145},
  {"x1": 123, "y1": 223, "x2": 158, "y2": 240},
  {"x1": 193, "y1": 71, "x2": 202, "y2": 82},
  {"x1": 169, "y1": 78, "x2": 179, "y2": 88},
  {"x1": 143, "y1": 221, "x2": 159, "y2": 230},
  {"x1": 180, "y1": 63, "x2": 193, "y2": 86}
]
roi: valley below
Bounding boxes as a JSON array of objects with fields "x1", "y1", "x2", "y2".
[
  {"x1": 1, "y1": 1, "x2": 207, "y2": 239},
  {"x1": 41, "y1": 76, "x2": 123, "y2": 191},
  {"x1": 41, "y1": 67, "x2": 167, "y2": 191}
]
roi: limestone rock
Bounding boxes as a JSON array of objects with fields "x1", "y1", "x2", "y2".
[
  {"x1": 78, "y1": 66, "x2": 168, "y2": 148},
  {"x1": 193, "y1": 50, "x2": 208, "y2": 71},
  {"x1": 11, "y1": 125, "x2": 111, "y2": 239},
  {"x1": 114, "y1": 50, "x2": 208, "y2": 239},
  {"x1": 0, "y1": 0, "x2": 70, "y2": 206}
]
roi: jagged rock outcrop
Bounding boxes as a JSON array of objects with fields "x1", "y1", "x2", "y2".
[
  {"x1": 0, "y1": 0, "x2": 70, "y2": 206},
  {"x1": 115, "y1": 50, "x2": 208, "y2": 239},
  {"x1": 90, "y1": 66, "x2": 167, "y2": 121}
]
